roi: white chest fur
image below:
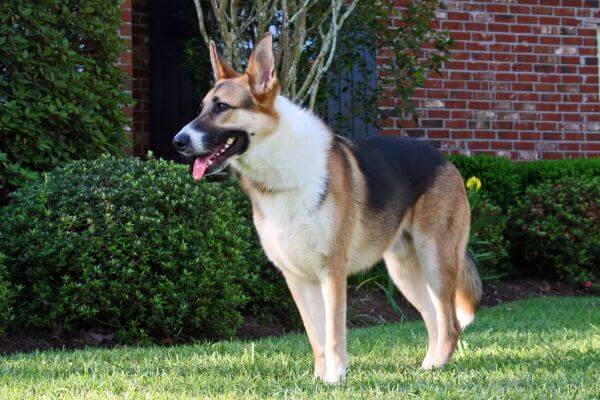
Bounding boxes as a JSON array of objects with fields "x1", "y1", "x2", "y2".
[
  {"x1": 231, "y1": 96, "x2": 335, "y2": 281},
  {"x1": 253, "y1": 192, "x2": 335, "y2": 281}
]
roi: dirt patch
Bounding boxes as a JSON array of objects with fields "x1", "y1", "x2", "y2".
[
  {"x1": 0, "y1": 279, "x2": 588, "y2": 355},
  {"x1": 345, "y1": 278, "x2": 585, "y2": 328}
]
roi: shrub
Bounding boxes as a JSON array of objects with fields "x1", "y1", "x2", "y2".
[
  {"x1": 0, "y1": 1, "x2": 130, "y2": 200},
  {"x1": 517, "y1": 158, "x2": 600, "y2": 189},
  {"x1": 0, "y1": 251, "x2": 18, "y2": 333},
  {"x1": 449, "y1": 155, "x2": 600, "y2": 211},
  {"x1": 449, "y1": 155, "x2": 521, "y2": 209},
  {"x1": 510, "y1": 176, "x2": 599, "y2": 286},
  {"x1": 465, "y1": 177, "x2": 510, "y2": 279},
  {"x1": 0, "y1": 155, "x2": 294, "y2": 342}
]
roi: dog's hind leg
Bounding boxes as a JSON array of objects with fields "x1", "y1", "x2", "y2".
[
  {"x1": 282, "y1": 271, "x2": 327, "y2": 380},
  {"x1": 412, "y1": 231, "x2": 461, "y2": 369},
  {"x1": 383, "y1": 238, "x2": 439, "y2": 368}
]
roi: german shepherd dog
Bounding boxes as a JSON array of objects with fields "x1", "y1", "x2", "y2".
[{"x1": 172, "y1": 34, "x2": 482, "y2": 383}]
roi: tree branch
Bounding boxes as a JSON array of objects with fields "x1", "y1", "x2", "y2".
[{"x1": 192, "y1": 0, "x2": 211, "y2": 47}]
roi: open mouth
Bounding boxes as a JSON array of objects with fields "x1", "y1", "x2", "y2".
[{"x1": 191, "y1": 130, "x2": 248, "y2": 180}]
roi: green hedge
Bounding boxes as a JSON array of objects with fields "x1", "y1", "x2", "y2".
[
  {"x1": 510, "y1": 177, "x2": 599, "y2": 285},
  {"x1": 0, "y1": 251, "x2": 18, "y2": 333},
  {"x1": 0, "y1": 0, "x2": 131, "y2": 202},
  {"x1": 450, "y1": 155, "x2": 600, "y2": 286},
  {"x1": 1, "y1": 153, "x2": 597, "y2": 338},
  {"x1": 0, "y1": 156, "x2": 295, "y2": 342},
  {"x1": 449, "y1": 155, "x2": 600, "y2": 211}
]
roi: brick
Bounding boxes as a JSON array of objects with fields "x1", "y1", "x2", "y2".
[
  {"x1": 520, "y1": 132, "x2": 541, "y2": 140},
  {"x1": 423, "y1": 100, "x2": 445, "y2": 108},
  {"x1": 474, "y1": 111, "x2": 496, "y2": 119},
  {"x1": 554, "y1": 46, "x2": 578, "y2": 55},
  {"x1": 491, "y1": 141, "x2": 513, "y2": 150},
  {"x1": 420, "y1": 119, "x2": 444, "y2": 128},
  {"x1": 451, "y1": 131, "x2": 473, "y2": 139},
  {"x1": 515, "y1": 142, "x2": 535, "y2": 150},
  {"x1": 561, "y1": 122, "x2": 581, "y2": 131},
  {"x1": 472, "y1": 12, "x2": 493, "y2": 22},
  {"x1": 535, "y1": 142, "x2": 558, "y2": 151},
  {"x1": 517, "y1": 151, "x2": 540, "y2": 160},
  {"x1": 446, "y1": 120, "x2": 467, "y2": 129},
  {"x1": 427, "y1": 130, "x2": 450, "y2": 139},
  {"x1": 582, "y1": 143, "x2": 600, "y2": 152},
  {"x1": 476, "y1": 131, "x2": 496, "y2": 139},
  {"x1": 469, "y1": 101, "x2": 491, "y2": 110},
  {"x1": 515, "y1": 121, "x2": 536, "y2": 130},
  {"x1": 559, "y1": 142, "x2": 580, "y2": 151},
  {"x1": 498, "y1": 112, "x2": 520, "y2": 121},
  {"x1": 515, "y1": 102, "x2": 536, "y2": 111},
  {"x1": 496, "y1": 73, "x2": 516, "y2": 81},
  {"x1": 498, "y1": 132, "x2": 518, "y2": 140},
  {"x1": 582, "y1": 123, "x2": 600, "y2": 131},
  {"x1": 493, "y1": 121, "x2": 514, "y2": 130},
  {"x1": 469, "y1": 120, "x2": 491, "y2": 129},
  {"x1": 492, "y1": 102, "x2": 512, "y2": 110},
  {"x1": 468, "y1": 141, "x2": 490, "y2": 150}
]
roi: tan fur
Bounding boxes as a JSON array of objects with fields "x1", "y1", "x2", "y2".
[{"x1": 209, "y1": 41, "x2": 240, "y2": 81}]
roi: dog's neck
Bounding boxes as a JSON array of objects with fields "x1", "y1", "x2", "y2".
[{"x1": 231, "y1": 96, "x2": 332, "y2": 195}]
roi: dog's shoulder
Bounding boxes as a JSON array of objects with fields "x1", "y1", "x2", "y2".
[{"x1": 338, "y1": 135, "x2": 447, "y2": 212}]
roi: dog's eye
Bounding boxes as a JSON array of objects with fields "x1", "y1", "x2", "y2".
[{"x1": 214, "y1": 102, "x2": 229, "y2": 114}]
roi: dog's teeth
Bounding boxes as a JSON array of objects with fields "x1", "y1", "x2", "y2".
[
  {"x1": 226, "y1": 138, "x2": 234, "y2": 145},
  {"x1": 208, "y1": 160, "x2": 212, "y2": 165}
]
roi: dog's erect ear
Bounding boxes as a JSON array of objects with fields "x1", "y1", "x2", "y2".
[
  {"x1": 209, "y1": 41, "x2": 239, "y2": 81},
  {"x1": 246, "y1": 33, "x2": 278, "y2": 96}
]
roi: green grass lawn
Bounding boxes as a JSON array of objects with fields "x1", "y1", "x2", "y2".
[{"x1": 1, "y1": 297, "x2": 599, "y2": 399}]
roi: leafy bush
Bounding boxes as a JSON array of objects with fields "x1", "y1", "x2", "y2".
[
  {"x1": 449, "y1": 155, "x2": 521, "y2": 209},
  {"x1": 465, "y1": 177, "x2": 510, "y2": 279},
  {"x1": 449, "y1": 155, "x2": 600, "y2": 211},
  {"x1": 0, "y1": 1, "x2": 130, "y2": 201},
  {"x1": 0, "y1": 155, "x2": 294, "y2": 342},
  {"x1": 452, "y1": 156, "x2": 600, "y2": 283},
  {"x1": 510, "y1": 177, "x2": 599, "y2": 286},
  {"x1": 0, "y1": 251, "x2": 18, "y2": 333}
]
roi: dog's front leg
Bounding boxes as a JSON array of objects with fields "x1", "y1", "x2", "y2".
[
  {"x1": 321, "y1": 263, "x2": 348, "y2": 384},
  {"x1": 283, "y1": 272, "x2": 327, "y2": 379}
]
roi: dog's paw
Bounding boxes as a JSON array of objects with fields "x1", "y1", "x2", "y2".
[
  {"x1": 420, "y1": 349, "x2": 439, "y2": 370},
  {"x1": 313, "y1": 363, "x2": 326, "y2": 381},
  {"x1": 420, "y1": 358, "x2": 447, "y2": 370},
  {"x1": 420, "y1": 361, "x2": 435, "y2": 370},
  {"x1": 322, "y1": 363, "x2": 346, "y2": 384}
]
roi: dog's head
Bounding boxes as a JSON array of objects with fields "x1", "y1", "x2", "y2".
[{"x1": 172, "y1": 34, "x2": 280, "y2": 180}]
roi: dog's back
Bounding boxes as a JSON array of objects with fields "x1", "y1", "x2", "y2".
[{"x1": 345, "y1": 136, "x2": 447, "y2": 217}]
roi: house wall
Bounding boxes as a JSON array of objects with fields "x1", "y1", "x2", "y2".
[
  {"x1": 379, "y1": 0, "x2": 600, "y2": 159},
  {"x1": 119, "y1": 0, "x2": 151, "y2": 156}
]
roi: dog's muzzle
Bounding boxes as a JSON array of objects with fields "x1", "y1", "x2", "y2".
[{"x1": 172, "y1": 133, "x2": 191, "y2": 153}]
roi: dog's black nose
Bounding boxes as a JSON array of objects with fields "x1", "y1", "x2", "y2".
[{"x1": 172, "y1": 133, "x2": 190, "y2": 152}]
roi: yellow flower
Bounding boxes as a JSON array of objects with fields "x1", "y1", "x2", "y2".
[{"x1": 466, "y1": 176, "x2": 481, "y2": 190}]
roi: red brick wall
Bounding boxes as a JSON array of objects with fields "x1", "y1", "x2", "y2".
[
  {"x1": 117, "y1": 0, "x2": 133, "y2": 152},
  {"x1": 132, "y1": 0, "x2": 151, "y2": 156},
  {"x1": 380, "y1": 0, "x2": 600, "y2": 159},
  {"x1": 118, "y1": 0, "x2": 151, "y2": 156}
]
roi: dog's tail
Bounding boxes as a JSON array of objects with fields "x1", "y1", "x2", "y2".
[{"x1": 455, "y1": 252, "x2": 483, "y2": 330}]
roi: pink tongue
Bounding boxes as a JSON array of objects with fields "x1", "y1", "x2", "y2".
[{"x1": 192, "y1": 157, "x2": 209, "y2": 181}]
